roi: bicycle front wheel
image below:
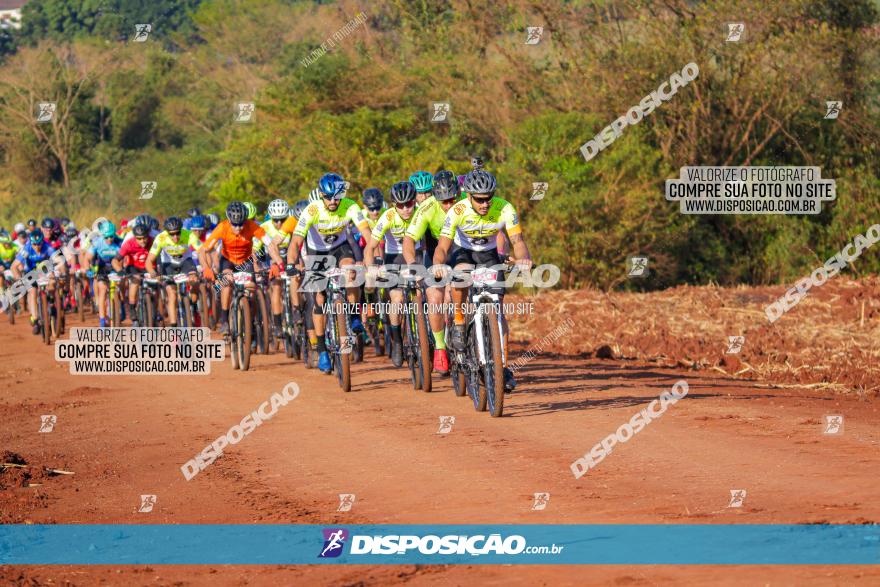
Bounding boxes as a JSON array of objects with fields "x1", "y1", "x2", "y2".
[
  {"x1": 414, "y1": 290, "x2": 432, "y2": 393},
  {"x1": 484, "y1": 305, "x2": 506, "y2": 417},
  {"x1": 39, "y1": 290, "x2": 51, "y2": 345},
  {"x1": 238, "y1": 296, "x2": 253, "y2": 370},
  {"x1": 332, "y1": 301, "x2": 351, "y2": 392}
]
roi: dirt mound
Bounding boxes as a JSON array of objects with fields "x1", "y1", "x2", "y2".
[{"x1": 508, "y1": 277, "x2": 880, "y2": 396}]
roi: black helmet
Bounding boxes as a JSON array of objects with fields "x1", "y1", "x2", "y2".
[
  {"x1": 59, "y1": 217, "x2": 71, "y2": 228},
  {"x1": 471, "y1": 156, "x2": 484, "y2": 170},
  {"x1": 149, "y1": 217, "x2": 159, "y2": 230},
  {"x1": 187, "y1": 207, "x2": 201, "y2": 218},
  {"x1": 462, "y1": 169, "x2": 496, "y2": 195},
  {"x1": 41, "y1": 217, "x2": 55, "y2": 229},
  {"x1": 64, "y1": 226, "x2": 78, "y2": 238},
  {"x1": 133, "y1": 224, "x2": 150, "y2": 237},
  {"x1": 226, "y1": 201, "x2": 247, "y2": 224},
  {"x1": 362, "y1": 188, "x2": 385, "y2": 211},
  {"x1": 389, "y1": 181, "x2": 417, "y2": 204},
  {"x1": 163, "y1": 216, "x2": 183, "y2": 232},
  {"x1": 432, "y1": 170, "x2": 460, "y2": 201},
  {"x1": 27, "y1": 219, "x2": 37, "y2": 228}
]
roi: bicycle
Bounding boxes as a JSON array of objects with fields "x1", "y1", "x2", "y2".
[
  {"x1": 139, "y1": 275, "x2": 162, "y2": 327},
  {"x1": 228, "y1": 270, "x2": 254, "y2": 371},
  {"x1": 400, "y1": 270, "x2": 433, "y2": 393},
  {"x1": 279, "y1": 271, "x2": 305, "y2": 360},
  {"x1": 35, "y1": 271, "x2": 63, "y2": 344},
  {"x1": 2, "y1": 269, "x2": 18, "y2": 324},
  {"x1": 163, "y1": 272, "x2": 195, "y2": 327},
  {"x1": 452, "y1": 264, "x2": 509, "y2": 417},
  {"x1": 323, "y1": 267, "x2": 352, "y2": 392},
  {"x1": 363, "y1": 285, "x2": 392, "y2": 357},
  {"x1": 253, "y1": 270, "x2": 272, "y2": 355}
]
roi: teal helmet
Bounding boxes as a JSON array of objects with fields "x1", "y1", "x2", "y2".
[
  {"x1": 100, "y1": 222, "x2": 117, "y2": 237},
  {"x1": 409, "y1": 171, "x2": 433, "y2": 193}
]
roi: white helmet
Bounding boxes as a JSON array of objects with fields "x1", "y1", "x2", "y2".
[
  {"x1": 267, "y1": 198, "x2": 289, "y2": 220},
  {"x1": 14, "y1": 222, "x2": 26, "y2": 234},
  {"x1": 308, "y1": 188, "x2": 322, "y2": 203}
]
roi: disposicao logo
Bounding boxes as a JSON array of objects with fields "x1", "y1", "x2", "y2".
[{"x1": 319, "y1": 528, "x2": 349, "y2": 558}]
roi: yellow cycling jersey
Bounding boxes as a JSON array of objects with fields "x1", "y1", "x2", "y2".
[
  {"x1": 260, "y1": 219, "x2": 291, "y2": 250},
  {"x1": 371, "y1": 208, "x2": 421, "y2": 255},
  {"x1": 282, "y1": 198, "x2": 369, "y2": 252},
  {"x1": 439, "y1": 196, "x2": 521, "y2": 252},
  {"x1": 363, "y1": 207, "x2": 387, "y2": 231}
]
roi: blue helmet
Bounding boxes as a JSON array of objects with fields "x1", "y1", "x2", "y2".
[
  {"x1": 409, "y1": 171, "x2": 433, "y2": 193},
  {"x1": 190, "y1": 215, "x2": 206, "y2": 230},
  {"x1": 318, "y1": 173, "x2": 347, "y2": 198}
]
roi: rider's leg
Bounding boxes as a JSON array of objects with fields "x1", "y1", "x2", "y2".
[
  {"x1": 426, "y1": 285, "x2": 445, "y2": 350},
  {"x1": 270, "y1": 280, "x2": 283, "y2": 334},
  {"x1": 95, "y1": 280, "x2": 108, "y2": 319}
]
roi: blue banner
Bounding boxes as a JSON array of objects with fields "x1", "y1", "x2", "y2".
[{"x1": 1, "y1": 524, "x2": 878, "y2": 565}]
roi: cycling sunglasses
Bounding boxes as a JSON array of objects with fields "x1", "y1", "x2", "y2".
[
  {"x1": 168, "y1": 231, "x2": 181, "y2": 237},
  {"x1": 366, "y1": 206, "x2": 382, "y2": 213},
  {"x1": 230, "y1": 222, "x2": 245, "y2": 228},
  {"x1": 470, "y1": 195, "x2": 493, "y2": 205},
  {"x1": 272, "y1": 218, "x2": 285, "y2": 224},
  {"x1": 394, "y1": 201, "x2": 416, "y2": 209}
]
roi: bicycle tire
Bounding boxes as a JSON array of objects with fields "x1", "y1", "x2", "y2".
[
  {"x1": 238, "y1": 296, "x2": 253, "y2": 370},
  {"x1": 111, "y1": 293, "x2": 121, "y2": 328},
  {"x1": 75, "y1": 278, "x2": 85, "y2": 322},
  {"x1": 403, "y1": 312, "x2": 420, "y2": 390},
  {"x1": 414, "y1": 290, "x2": 432, "y2": 393},
  {"x1": 485, "y1": 304, "x2": 506, "y2": 417},
  {"x1": 333, "y1": 300, "x2": 351, "y2": 392},
  {"x1": 182, "y1": 294, "x2": 195, "y2": 328},
  {"x1": 466, "y1": 324, "x2": 486, "y2": 411},
  {"x1": 197, "y1": 283, "x2": 210, "y2": 329},
  {"x1": 6, "y1": 291, "x2": 13, "y2": 325},
  {"x1": 254, "y1": 287, "x2": 271, "y2": 355},
  {"x1": 39, "y1": 290, "x2": 51, "y2": 345},
  {"x1": 144, "y1": 291, "x2": 155, "y2": 327},
  {"x1": 229, "y1": 297, "x2": 239, "y2": 370},
  {"x1": 53, "y1": 287, "x2": 64, "y2": 336}
]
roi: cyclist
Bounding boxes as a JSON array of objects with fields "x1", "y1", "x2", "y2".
[
  {"x1": 280, "y1": 173, "x2": 372, "y2": 374},
  {"x1": 364, "y1": 181, "x2": 420, "y2": 367},
  {"x1": 12, "y1": 230, "x2": 58, "y2": 334},
  {"x1": 145, "y1": 217, "x2": 199, "y2": 327},
  {"x1": 205, "y1": 213, "x2": 220, "y2": 232},
  {"x1": 409, "y1": 171, "x2": 434, "y2": 205},
  {"x1": 432, "y1": 169, "x2": 533, "y2": 391},
  {"x1": 40, "y1": 218, "x2": 64, "y2": 250},
  {"x1": 84, "y1": 222, "x2": 123, "y2": 328},
  {"x1": 182, "y1": 208, "x2": 201, "y2": 230},
  {"x1": 402, "y1": 169, "x2": 462, "y2": 374},
  {"x1": 0, "y1": 230, "x2": 18, "y2": 297},
  {"x1": 13, "y1": 223, "x2": 27, "y2": 242},
  {"x1": 188, "y1": 215, "x2": 208, "y2": 251},
  {"x1": 262, "y1": 198, "x2": 292, "y2": 336},
  {"x1": 114, "y1": 223, "x2": 154, "y2": 326},
  {"x1": 198, "y1": 201, "x2": 283, "y2": 334}
]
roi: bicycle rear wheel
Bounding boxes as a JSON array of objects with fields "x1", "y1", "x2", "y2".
[
  {"x1": 6, "y1": 291, "x2": 14, "y2": 325},
  {"x1": 404, "y1": 313, "x2": 420, "y2": 390},
  {"x1": 111, "y1": 293, "x2": 121, "y2": 328},
  {"x1": 484, "y1": 305, "x2": 506, "y2": 417},
  {"x1": 52, "y1": 288, "x2": 63, "y2": 337},
  {"x1": 254, "y1": 287, "x2": 271, "y2": 355}
]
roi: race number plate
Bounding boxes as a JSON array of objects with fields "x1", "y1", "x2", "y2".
[
  {"x1": 472, "y1": 267, "x2": 497, "y2": 286},
  {"x1": 173, "y1": 273, "x2": 189, "y2": 284},
  {"x1": 233, "y1": 271, "x2": 253, "y2": 284}
]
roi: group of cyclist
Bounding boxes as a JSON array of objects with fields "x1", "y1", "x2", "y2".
[{"x1": 1, "y1": 157, "x2": 532, "y2": 391}]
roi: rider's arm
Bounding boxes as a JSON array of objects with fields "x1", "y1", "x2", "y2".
[
  {"x1": 402, "y1": 237, "x2": 418, "y2": 265},
  {"x1": 433, "y1": 236, "x2": 453, "y2": 267},
  {"x1": 500, "y1": 203, "x2": 530, "y2": 264},
  {"x1": 252, "y1": 225, "x2": 282, "y2": 266},
  {"x1": 287, "y1": 234, "x2": 304, "y2": 266},
  {"x1": 347, "y1": 204, "x2": 372, "y2": 250},
  {"x1": 366, "y1": 210, "x2": 393, "y2": 266}
]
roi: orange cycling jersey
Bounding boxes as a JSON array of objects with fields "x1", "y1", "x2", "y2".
[{"x1": 202, "y1": 219, "x2": 266, "y2": 264}]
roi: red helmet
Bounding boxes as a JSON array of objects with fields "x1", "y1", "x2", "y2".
[{"x1": 120, "y1": 218, "x2": 129, "y2": 228}]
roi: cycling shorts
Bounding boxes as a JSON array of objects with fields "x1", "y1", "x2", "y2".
[
  {"x1": 159, "y1": 259, "x2": 197, "y2": 277},
  {"x1": 219, "y1": 256, "x2": 255, "y2": 274},
  {"x1": 306, "y1": 241, "x2": 356, "y2": 265}
]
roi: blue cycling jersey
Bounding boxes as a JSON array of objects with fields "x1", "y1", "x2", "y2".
[
  {"x1": 89, "y1": 236, "x2": 123, "y2": 267},
  {"x1": 15, "y1": 241, "x2": 58, "y2": 272}
]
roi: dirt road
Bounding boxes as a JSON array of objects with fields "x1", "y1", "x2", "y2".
[{"x1": 1, "y1": 312, "x2": 879, "y2": 585}]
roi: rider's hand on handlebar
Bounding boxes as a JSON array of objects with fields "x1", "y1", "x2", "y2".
[
  {"x1": 285, "y1": 264, "x2": 301, "y2": 277},
  {"x1": 269, "y1": 263, "x2": 283, "y2": 279},
  {"x1": 515, "y1": 258, "x2": 533, "y2": 272},
  {"x1": 433, "y1": 265, "x2": 450, "y2": 280},
  {"x1": 203, "y1": 267, "x2": 216, "y2": 281}
]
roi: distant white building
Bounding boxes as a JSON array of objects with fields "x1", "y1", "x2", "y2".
[{"x1": 0, "y1": 0, "x2": 26, "y2": 30}]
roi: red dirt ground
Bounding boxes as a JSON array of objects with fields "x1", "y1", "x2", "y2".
[{"x1": 1, "y1": 282, "x2": 879, "y2": 585}]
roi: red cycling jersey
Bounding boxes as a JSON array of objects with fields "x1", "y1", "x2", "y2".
[{"x1": 118, "y1": 235, "x2": 154, "y2": 270}]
